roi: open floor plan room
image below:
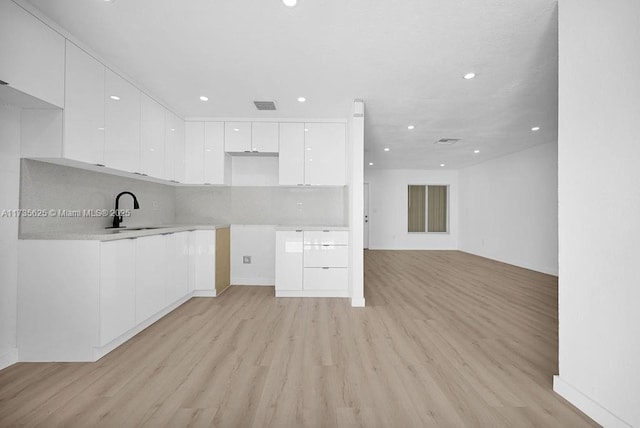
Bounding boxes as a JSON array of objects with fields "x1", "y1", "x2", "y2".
[{"x1": 0, "y1": 251, "x2": 595, "y2": 427}]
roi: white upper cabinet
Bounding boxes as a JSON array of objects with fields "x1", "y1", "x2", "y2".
[
  {"x1": 104, "y1": 70, "x2": 141, "y2": 173},
  {"x1": 185, "y1": 122, "x2": 205, "y2": 184},
  {"x1": 165, "y1": 110, "x2": 185, "y2": 182},
  {"x1": 63, "y1": 42, "x2": 105, "y2": 165},
  {"x1": 224, "y1": 122, "x2": 252, "y2": 153},
  {"x1": 0, "y1": 1, "x2": 65, "y2": 107},
  {"x1": 304, "y1": 123, "x2": 346, "y2": 185},
  {"x1": 140, "y1": 93, "x2": 166, "y2": 179},
  {"x1": 173, "y1": 115, "x2": 186, "y2": 183},
  {"x1": 278, "y1": 123, "x2": 305, "y2": 185},
  {"x1": 251, "y1": 122, "x2": 279, "y2": 153},
  {"x1": 204, "y1": 122, "x2": 230, "y2": 185}
]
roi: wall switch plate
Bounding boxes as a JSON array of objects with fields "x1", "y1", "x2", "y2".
[{"x1": 243, "y1": 256, "x2": 251, "y2": 264}]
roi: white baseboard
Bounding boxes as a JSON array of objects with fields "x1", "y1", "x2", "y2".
[
  {"x1": 553, "y1": 375, "x2": 632, "y2": 428},
  {"x1": 351, "y1": 297, "x2": 366, "y2": 307},
  {"x1": 0, "y1": 348, "x2": 18, "y2": 371},
  {"x1": 232, "y1": 277, "x2": 274, "y2": 286}
]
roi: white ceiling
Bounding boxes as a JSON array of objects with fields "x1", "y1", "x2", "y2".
[{"x1": 25, "y1": 0, "x2": 558, "y2": 170}]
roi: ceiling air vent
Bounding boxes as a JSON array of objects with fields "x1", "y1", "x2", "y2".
[
  {"x1": 254, "y1": 101, "x2": 277, "y2": 111},
  {"x1": 434, "y1": 138, "x2": 460, "y2": 145}
]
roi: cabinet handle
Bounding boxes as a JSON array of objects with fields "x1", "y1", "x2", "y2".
[
  {"x1": 323, "y1": 230, "x2": 330, "y2": 232},
  {"x1": 0, "y1": 80, "x2": 8, "y2": 86},
  {"x1": 295, "y1": 230, "x2": 303, "y2": 232},
  {"x1": 95, "y1": 163, "x2": 105, "y2": 167},
  {"x1": 244, "y1": 150, "x2": 251, "y2": 153},
  {"x1": 322, "y1": 267, "x2": 330, "y2": 270},
  {"x1": 161, "y1": 232, "x2": 175, "y2": 235},
  {"x1": 297, "y1": 184, "x2": 304, "y2": 186},
  {"x1": 322, "y1": 244, "x2": 331, "y2": 246}
]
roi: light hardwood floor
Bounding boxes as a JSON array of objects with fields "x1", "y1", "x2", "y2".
[{"x1": 0, "y1": 250, "x2": 597, "y2": 427}]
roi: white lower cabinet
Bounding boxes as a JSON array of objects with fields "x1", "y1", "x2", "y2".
[
  {"x1": 275, "y1": 229, "x2": 349, "y2": 297},
  {"x1": 135, "y1": 235, "x2": 167, "y2": 323},
  {"x1": 100, "y1": 239, "x2": 136, "y2": 346},
  {"x1": 275, "y1": 231, "x2": 303, "y2": 291},
  {"x1": 18, "y1": 231, "x2": 206, "y2": 362}
]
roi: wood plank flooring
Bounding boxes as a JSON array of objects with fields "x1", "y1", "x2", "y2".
[{"x1": 0, "y1": 250, "x2": 597, "y2": 427}]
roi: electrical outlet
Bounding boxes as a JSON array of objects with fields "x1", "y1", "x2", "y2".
[
  {"x1": 243, "y1": 256, "x2": 251, "y2": 264},
  {"x1": 296, "y1": 202, "x2": 303, "y2": 211}
]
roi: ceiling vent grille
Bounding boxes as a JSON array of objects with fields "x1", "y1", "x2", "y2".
[
  {"x1": 254, "y1": 101, "x2": 277, "y2": 111},
  {"x1": 434, "y1": 138, "x2": 460, "y2": 145}
]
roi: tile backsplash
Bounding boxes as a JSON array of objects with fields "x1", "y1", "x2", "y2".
[{"x1": 19, "y1": 160, "x2": 347, "y2": 234}]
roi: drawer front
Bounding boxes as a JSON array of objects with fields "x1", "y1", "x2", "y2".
[
  {"x1": 303, "y1": 268, "x2": 348, "y2": 291},
  {"x1": 304, "y1": 245, "x2": 349, "y2": 267},
  {"x1": 303, "y1": 231, "x2": 348, "y2": 246}
]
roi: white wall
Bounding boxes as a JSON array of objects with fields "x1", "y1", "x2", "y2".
[
  {"x1": 555, "y1": 1, "x2": 640, "y2": 427},
  {"x1": 459, "y1": 142, "x2": 558, "y2": 275},
  {"x1": 364, "y1": 169, "x2": 459, "y2": 250},
  {"x1": 0, "y1": 106, "x2": 20, "y2": 369},
  {"x1": 230, "y1": 225, "x2": 275, "y2": 286}
]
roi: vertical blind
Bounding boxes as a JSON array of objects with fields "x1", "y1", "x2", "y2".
[
  {"x1": 427, "y1": 185, "x2": 447, "y2": 232},
  {"x1": 407, "y1": 185, "x2": 448, "y2": 233},
  {"x1": 407, "y1": 185, "x2": 426, "y2": 232}
]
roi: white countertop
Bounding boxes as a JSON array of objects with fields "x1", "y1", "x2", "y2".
[{"x1": 19, "y1": 224, "x2": 230, "y2": 241}]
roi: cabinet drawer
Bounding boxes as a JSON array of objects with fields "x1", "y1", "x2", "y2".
[
  {"x1": 303, "y1": 268, "x2": 348, "y2": 291},
  {"x1": 304, "y1": 245, "x2": 348, "y2": 267},
  {"x1": 303, "y1": 231, "x2": 348, "y2": 246}
]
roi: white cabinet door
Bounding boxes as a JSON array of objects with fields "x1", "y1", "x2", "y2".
[
  {"x1": 63, "y1": 42, "x2": 105, "y2": 165},
  {"x1": 185, "y1": 121, "x2": 204, "y2": 184},
  {"x1": 303, "y1": 268, "x2": 348, "y2": 291},
  {"x1": 140, "y1": 94, "x2": 166, "y2": 179},
  {"x1": 173, "y1": 116, "x2": 186, "y2": 183},
  {"x1": 100, "y1": 239, "x2": 136, "y2": 346},
  {"x1": 135, "y1": 235, "x2": 166, "y2": 323},
  {"x1": 166, "y1": 232, "x2": 189, "y2": 303},
  {"x1": 303, "y1": 245, "x2": 349, "y2": 268},
  {"x1": 278, "y1": 123, "x2": 305, "y2": 185},
  {"x1": 0, "y1": 1, "x2": 65, "y2": 107},
  {"x1": 304, "y1": 123, "x2": 346, "y2": 185},
  {"x1": 104, "y1": 70, "x2": 141, "y2": 173},
  {"x1": 224, "y1": 122, "x2": 252, "y2": 153},
  {"x1": 165, "y1": 111, "x2": 184, "y2": 182},
  {"x1": 251, "y1": 122, "x2": 279, "y2": 153},
  {"x1": 204, "y1": 122, "x2": 228, "y2": 184},
  {"x1": 275, "y1": 231, "x2": 303, "y2": 291},
  {"x1": 193, "y1": 230, "x2": 216, "y2": 292}
]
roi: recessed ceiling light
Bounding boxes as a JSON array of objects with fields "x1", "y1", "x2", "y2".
[
  {"x1": 109, "y1": 95, "x2": 120, "y2": 101},
  {"x1": 474, "y1": 149, "x2": 480, "y2": 154},
  {"x1": 199, "y1": 96, "x2": 209, "y2": 101},
  {"x1": 369, "y1": 162, "x2": 374, "y2": 166},
  {"x1": 531, "y1": 126, "x2": 540, "y2": 131},
  {"x1": 440, "y1": 163, "x2": 445, "y2": 167},
  {"x1": 233, "y1": 128, "x2": 239, "y2": 132},
  {"x1": 283, "y1": 0, "x2": 297, "y2": 6},
  {"x1": 103, "y1": 0, "x2": 115, "y2": 3},
  {"x1": 304, "y1": 128, "x2": 309, "y2": 132},
  {"x1": 384, "y1": 148, "x2": 390, "y2": 152},
  {"x1": 407, "y1": 125, "x2": 415, "y2": 130},
  {"x1": 171, "y1": 128, "x2": 175, "y2": 132},
  {"x1": 97, "y1": 127, "x2": 104, "y2": 131},
  {"x1": 297, "y1": 97, "x2": 306, "y2": 103},
  {"x1": 464, "y1": 72, "x2": 476, "y2": 80}
]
